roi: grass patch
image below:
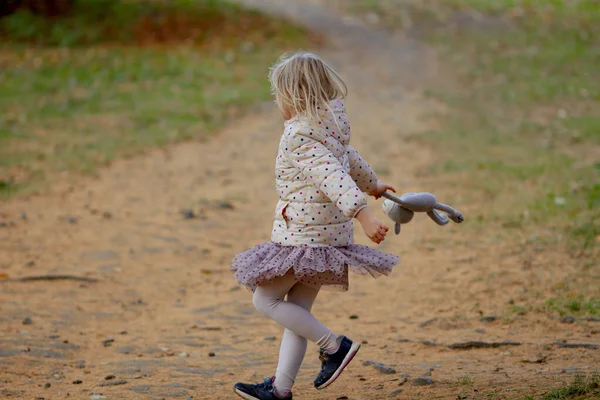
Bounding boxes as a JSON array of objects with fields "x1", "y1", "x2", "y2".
[
  {"x1": 508, "y1": 304, "x2": 528, "y2": 316},
  {"x1": 458, "y1": 374, "x2": 474, "y2": 385},
  {"x1": 347, "y1": 0, "x2": 600, "y2": 326},
  {"x1": 545, "y1": 294, "x2": 600, "y2": 317},
  {"x1": 0, "y1": 0, "x2": 310, "y2": 47},
  {"x1": 542, "y1": 375, "x2": 600, "y2": 400},
  {"x1": 348, "y1": 0, "x2": 599, "y2": 255},
  {"x1": 0, "y1": 0, "x2": 314, "y2": 196}
]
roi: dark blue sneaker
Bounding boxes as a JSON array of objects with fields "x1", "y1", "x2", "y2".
[
  {"x1": 233, "y1": 377, "x2": 292, "y2": 400},
  {"x1": 314, "y1": 336, "x2": 361, "y2": 390}
]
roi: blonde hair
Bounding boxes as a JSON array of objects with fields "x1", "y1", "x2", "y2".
[{"x1": 269, "y1": 51, "x2": 347, "y2": 121}]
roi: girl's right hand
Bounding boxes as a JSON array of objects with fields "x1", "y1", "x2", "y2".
[
  {"x1": 355, "y1": 207, "x2": 389, "y2": 244},
  {"x1": 369, "y1": 179, "x2": 396, "y2": 200}
]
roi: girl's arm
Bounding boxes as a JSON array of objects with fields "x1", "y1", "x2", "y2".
[
  {"x1": 287, "y1": 130, "x2": 390, "y2": 243},
  {"x1": 287, "y1": 131, "x2": 367, "y2": 219},
  {"x1": 346, "y1": 145, "x2": 377, "y2": 194},
  {"x1": 347, "y1": 145, "x2": 396, "y2": 199}
]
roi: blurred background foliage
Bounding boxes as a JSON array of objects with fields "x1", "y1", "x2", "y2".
[
  {"x1": 0, "y1": 0, "x2": 315, "y2": 197},
  {"x1": 347, "y1": 0, "x2": 599, "y2": 318},
  {"x1": 0, "y1": 0, "x2": 307, "y2": 47}
]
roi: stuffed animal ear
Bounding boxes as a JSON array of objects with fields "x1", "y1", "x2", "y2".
[{"x1": 395, "y1": 223, "x2": 401, "y2": 234}]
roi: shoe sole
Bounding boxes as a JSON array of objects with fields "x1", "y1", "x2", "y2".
[
  {"x1": 234, "y1": 388, "x2": 259, "y2": 400},
  {"x1": 316, "y1": 341, "x2": 361, "y2": 390}
]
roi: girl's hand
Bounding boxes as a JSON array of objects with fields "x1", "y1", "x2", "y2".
[
  {"x1": 369, "y1": 180, "x2": 396, "y2": 199},
  {"x1": 355, "y1": 207, "x2": 389, "y2": 244}
]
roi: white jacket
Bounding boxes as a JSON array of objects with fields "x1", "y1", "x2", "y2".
[{"x1": 271, "y1": 99, "x2": 378, "y2": 247}]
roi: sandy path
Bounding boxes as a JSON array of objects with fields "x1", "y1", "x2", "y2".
[{"x1": 1, "y1": 1, "x2": 598, "y2": 399}]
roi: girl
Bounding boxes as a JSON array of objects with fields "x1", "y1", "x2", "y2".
[{"x1": 231, "y1": 52, "x2": 399, "y2": 400}]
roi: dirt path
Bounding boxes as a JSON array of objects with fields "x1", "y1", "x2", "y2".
[{"x1": 1, "y1": 1, "x2": 598, "y2": 399}]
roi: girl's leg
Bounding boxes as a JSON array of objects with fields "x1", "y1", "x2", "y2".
[
  {"x1": 253, "y1": 274, "x2": 340, "y2": 352},
  {"x1": 237, "y1": 274, "x2": 355, "y2": 398},
  {"x1": 274, "y1": 282, "x2": 321, "y2": 394}
]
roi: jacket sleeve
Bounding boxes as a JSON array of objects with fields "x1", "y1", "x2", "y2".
[
  {"x1": 286, "y1": 131, "x2": 367, "y2": 218},
  {"x1": 346, "y1": 145, "x2": 377, "y2": 194}
]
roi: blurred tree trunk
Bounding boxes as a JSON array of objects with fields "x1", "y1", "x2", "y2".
[{"x1": 0, "y1": 0, "x2": 74, "y2": 17}]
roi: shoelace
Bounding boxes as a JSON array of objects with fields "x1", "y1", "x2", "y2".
[
  {"x1": 318, "y1": 350, "x2": 329, "y2": 366},
  {"x1": 256, "y1": 377, "x2": 273, "y2": 391}
]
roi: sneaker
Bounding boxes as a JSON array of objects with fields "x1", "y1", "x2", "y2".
[
  {"x1": 314, "y1": 336, "x2": 361, "y2": 390},
  {"x1": 233, "y1": 376, "x2": 292, "y2": 400}
]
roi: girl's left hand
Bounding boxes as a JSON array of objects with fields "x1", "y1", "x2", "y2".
[{"x1": 370, "y1": 180, "x2": 396, "y2": 199}]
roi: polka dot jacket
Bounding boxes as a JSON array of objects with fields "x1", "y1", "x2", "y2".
[{"x1": 272, "y1": 99, "x2": 378, "y2": 247}]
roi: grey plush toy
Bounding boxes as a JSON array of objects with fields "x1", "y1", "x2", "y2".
[{"x1": 381, "y1": 192, "x2": 464, "y2": 234}]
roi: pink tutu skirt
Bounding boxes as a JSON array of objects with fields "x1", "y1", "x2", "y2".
[{"x1": 231, "y1": 242, "x2": 399, "y2": 291}]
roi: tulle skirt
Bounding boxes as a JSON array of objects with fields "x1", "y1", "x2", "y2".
[{"x1": 231, "y1": 242, "x2": 399, "y2": 291}]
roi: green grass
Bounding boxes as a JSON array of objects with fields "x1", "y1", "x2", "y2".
[
  {"x1": 542, "y1": 375, "x2": 600, "y2": 400},
  {"x1": 425, "y1": 4, "x2": 600, "y2": 254},
  {"x1": 348, "y1": 0, "x2": 600, "y2": 254},
  {"x1": 508, "y1": 304, "x2": 528, "y2": 316},
  {"x1": 0, "y1": 0, "x2": 313, "y2": 198},
  {"x1": 545, "y1": 295, "x2": 600, "y2": 317},
  {"x1": 458, "y1": 374, "x2": 474, "y2": 385},
  {"x1": 347, "y1": 0, "x2": 600, "y2": 326},
  {"x1": 0, "y1": 0, "x2": 308, "y2": 47}
]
